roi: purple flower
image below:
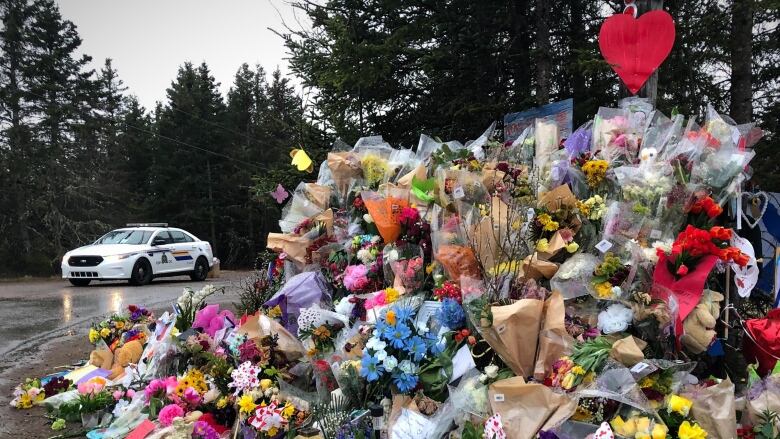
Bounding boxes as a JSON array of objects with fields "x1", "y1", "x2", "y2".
[
  {"x1": 564, "y1": 126, "x2": 591, "y2": 158},
  {"x1": 192, "y1": 420, "x2": 220, "y2": 439}
]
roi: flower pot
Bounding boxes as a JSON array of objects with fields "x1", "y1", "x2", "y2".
[{"x1": 81, "y1": 410, "x2": 102, "y2": 429}]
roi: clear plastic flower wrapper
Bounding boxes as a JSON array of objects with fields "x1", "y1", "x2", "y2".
[
  {"x1": 433, "y1": 207, "x2": 481, "y2": 284},
  {"x1": 535, "y1": 118, "x2": 561, "y2": 182},
  {"x1": 690, "y1": 143, "x2": 755, "y2": 200},
  {"x1": 592, "y1": 107, "x2": 637, "y2": 165},
  {"x1": 601, "y1": 201, "x2": 646, "y2": 248},
  {"x1": 613, "y1": 163, "x2": 674, "y2": 218},
  {"x1": 279, "y1": 182, "x2": 329, "y2": 234},
  {"x1": 550, "y1": 253, "x2": 599, "y2": 300},
  {"x1": 448, "y1": 369, "x2": 491, "y2": 420},
  {"x1": 352, "y1": 136, "x2": 394, "y2": 189},
  {"x1": 383, "y1": 242, "x2": 424, "y2": 293}
]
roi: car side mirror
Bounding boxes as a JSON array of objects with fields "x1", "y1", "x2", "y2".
[{"x1": 152, "y1": 238, "x2": 167, "y2": 246}]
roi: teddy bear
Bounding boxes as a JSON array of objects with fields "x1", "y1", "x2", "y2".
[
  {"x1": 88, "y1": 339, "x2": 144, "y2": 379},
  {"x1": 681, "y1": 289, "x2": 724, "y2": 354}
]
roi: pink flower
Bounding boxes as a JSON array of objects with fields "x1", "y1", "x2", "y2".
[
  {"x1": 558, "y1": 228, "x2": 574, "y2": 243},
  {"x1": 77, "y1": 377, "x2": 106, "y2": 395},
  {"x1": 183, "y1": 387, "x2": 202, "y2": 407},
  {"x1": 113, "y1": 390, "x2": 124, "y2": 401},
  {"x1": 144, "y1": 377, "x2": 178, "y2": 402},
  {"x1": 192, "y1": 304, "x2": 236, "y2": 337},
  {"x1": 344, "y1": 265, "x2": 370, "y2": 292},
  {"x1": 126, "y1": 389, "x2": 136, "y2": 399},
  {"x1": 158, "y1": 403, "x2": 185, "y2": 427}
]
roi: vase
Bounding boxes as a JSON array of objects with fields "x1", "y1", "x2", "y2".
[{"x1": 81, "y1": 410, "x2": 103, "y2": 428}]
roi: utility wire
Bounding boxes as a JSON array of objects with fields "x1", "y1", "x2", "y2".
[{"x1": 123, "y1": 122, "x2": 272, "y2": 172}]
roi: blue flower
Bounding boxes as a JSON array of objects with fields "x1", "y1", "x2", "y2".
[
  {"x1": 392, "y1": 371, "x2": 418, "y2": 393},
  {"x1": 391, "y1": 305, "x2": 414, "y2": 323},
  {"x1": 404, "y1": 335, "x2": 427, "y2": 361},
  {"x1": 375, "y1": 320, "x2": 391, "y2": 341},
  {"x1": 385, "y1": 322, "x2": 412, "y2": 349},
  {"x1": 360, "y1": 353, "x2": 384, "y2": 382},
  {"x1": 437, "y1": 298, "x2": 466, "y2": 329}
]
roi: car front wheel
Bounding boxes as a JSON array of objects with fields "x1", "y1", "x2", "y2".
[
  {"x1": 190, "y1": 257, "x2": 209, "y2": 281},
  {"x1": 129, "y1": 258, "x2": 153, "y2": 286},
  {"x1": 69, "y1": 278, "x2": 91, "y2": 287}
]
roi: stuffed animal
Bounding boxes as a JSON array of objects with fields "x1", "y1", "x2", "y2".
[
  {"x1": 681, "y1": 290, "x2": 724, "y2": 354},
  {"x1": 89, "y1": 340, "x2": 144, "y2": 379}
]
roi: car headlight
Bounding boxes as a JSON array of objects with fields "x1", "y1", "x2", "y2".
[{"x1": 104, "y1": 253, "x2": 135, "y2": 262}]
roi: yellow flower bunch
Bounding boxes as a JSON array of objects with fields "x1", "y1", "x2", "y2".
[
  {"x1": 238, "y1": 394, "x2": 257, "y2": 414},
  {"x1": 89, "y1": 328, "x2": 100, "y2": 343},
  {"x1": 100, "y1": 328, "x2": 111, "y2": 338},
  {"x1": 216, "y1": 396, "x2": 229, "y2": 409},
  {"x1": 536, "y1": 238, "x2": 550, "y2": 252},
  {"x1": 582, "y1": 159, "x2": 609, "y2": 188},
  {"x1": 565, "y1": 242, "x2": 579, "y2": 253},
  {"x1": 384, "y1": 287, "x2": 400, "y2": 303},
  {"x1": 611, "y1": 415, "x2": 668, "y2": 439},
  {"x1": 595, "y1": 281, "x2": 613, "y2": 299},
  {"x1": 176, "y1": 369, "x2": 209, "y2": 396},
  {"x1": 678, "y1": 421, "x2": 706, "y2": 439},
  {"x1": 360, "y1": 154, "x2": 389, "y2": 186},
  {"x1": 536, "y1": 212, "x2": 560, "y2": 232},
  {"x1": 267, "y1": 305, "x2": 282, "y2": 318},
  {"x1": 667, "y1": 394, "x2": 693, "y2": 417}
]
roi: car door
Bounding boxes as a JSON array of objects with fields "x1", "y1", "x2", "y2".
[
  {"x1": 169, "y1": 230, "x2": 196, "y2": 272},
  {"x1": 148, "y1": 230, "x2": 177, "y2": 274}
]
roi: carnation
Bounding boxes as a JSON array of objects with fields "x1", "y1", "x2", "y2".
[{"x1": 158, "y1": 403, "x2": 184, "y2": 427}]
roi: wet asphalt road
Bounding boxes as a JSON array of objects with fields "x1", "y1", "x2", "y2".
[{"x1": 0, "y1": 271, "x2": 249, "y2": 357}]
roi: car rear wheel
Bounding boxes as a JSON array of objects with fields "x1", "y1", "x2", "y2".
[
  {"x1": 69, "y1": 278, "x2": 91, "y2": 287},
  {"x1": 129, "y1": 258, "x2": 153, "y2": 286},
  {"x1": 190, "y1": 256, "x2": 209, "y2": 281}
]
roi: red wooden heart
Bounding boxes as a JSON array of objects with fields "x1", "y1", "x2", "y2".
[{"x1": 599, "y1": 10, "x2": 676, "y2": 94}]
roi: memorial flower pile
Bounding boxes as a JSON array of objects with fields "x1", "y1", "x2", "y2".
[{"x1": 10, "y1": 99, "x2": 773, "y2": 439}]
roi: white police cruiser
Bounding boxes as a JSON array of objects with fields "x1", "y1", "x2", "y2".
[{"x1": 61, "y1": 223, "x2": 214, "y2": 286}]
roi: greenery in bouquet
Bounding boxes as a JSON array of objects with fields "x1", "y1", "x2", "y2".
[
  {"x1": 10, "y1": 378, "x2": 46, "y2": 409},
  {"x1": 592, "y1": 252, "x2": 630, "y2": 299},
  {"x1": 548, "y1": 336, "x2": 612, "y2": 391},
  {"x1": 431, "y1": 141, "x2": 481, "y2": 171},
  {"x1": 235, "y1": 258, "x2": 286, "y2": 316},
  {"x1": 299, "y1": 321, "x2": 344, "y2": 358},
  {"x1": 658, "y1": 394, "x2": 709, "y2": 439},
  {"x1": 571, "y1": 396, "x2": 620, "y2": 424},
  {"x1": 321, "y1": 247, "x2": 349, "y2": 296},
  {"x1": 89, "y1": 304, "x2": 153, "y2": 348},
  {"x1": 176, "y1": 285, "x2": 222, "y2": 332},
  {"x1": 638, "y1": 368, "x2": 675, "y2": 405}
]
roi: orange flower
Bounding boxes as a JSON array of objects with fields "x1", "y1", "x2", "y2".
[{"x1": 709, "y1": 226, "x2": 732, "y2": 241}]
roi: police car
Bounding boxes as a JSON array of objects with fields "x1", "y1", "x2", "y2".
[{"x1": 61, "y1": 224, "x2": 214, "y2": 286}]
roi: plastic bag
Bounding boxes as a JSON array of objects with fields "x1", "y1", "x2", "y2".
[
  {"x1": 550, "y1": 253, "x2": 599, "y2": 300},
  {"x1": 279, "y1": 182, "x2": 328, "y2": 233},
  {"x1": 535, "y1": 118, "x2": 560, "y2": 179}
]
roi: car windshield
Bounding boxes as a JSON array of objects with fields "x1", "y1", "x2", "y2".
[{"x1": 95, "y1": 230, "x2": 152, "y2": 245}]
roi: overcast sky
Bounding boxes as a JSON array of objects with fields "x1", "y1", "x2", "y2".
[{"x1": 56, "y1": 0, "x2": 303, "y2": 110}]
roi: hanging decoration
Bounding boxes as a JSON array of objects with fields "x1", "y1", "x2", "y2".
[
  {"x1": 270, "y1": 183, "x2": 289, "y2": 204},
  {"x1": 290, "y1": 148, "x2": 314, "y2": 173},
  {"x1": 598, "y1": 4, "x2": 676, "y2": 94}
]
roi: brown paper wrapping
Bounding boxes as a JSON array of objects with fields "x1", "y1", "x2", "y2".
[
  {"x1": 537, "y1": 230, "x2": 568, "y2": 261},
  {"x1": 609, "y1": 336, "x2": 647, "y2": 367},
  {"x1": 521, "y1": 254, "x2": 559, "y2": 280},
  {"x1": 266, "y1": 233, "x2": 311, "y2": 266},
  {"x1": 327, "y1": 151, "x2": 361, "y2": 194},
  {"x1": 396, "y1": 163, "x2": 427, "y2": 189},
  {"x1": 436, "y1": 244, "x2": 481, "y2": 283},
  {"x1": 314, "y1": 209, "x2": 334, "y2": 236},
  {"x1": 491, "y1": 298, "x2": 544, "y2": 377},
  {"x1": 489, "y1": 377, "x2": 576, "y2": 439},
  {"x1": 538, "y1": 184, "x2": 578, "y2": 211},
  {"x1": 470, "y1": 197, "x2": 511, "y2": 272},
  {"x1": 237, "y1": 313, "x2": 305, "y2": 362},
  {"x1": 534, "y1": 291, "x2": 574, "y2": 380},
  {"x1": 747, "y1": 377, "x2": 780, "y2": 435},
  {"x1": 481, "y1": 169, "x2": 506, "y2": 193},
  {"x1": 683, "y1": 378, "x2": 738, "y2": 439},
  {"x1": 304, "y1": 183, "x2": 332, "y2": 209}
]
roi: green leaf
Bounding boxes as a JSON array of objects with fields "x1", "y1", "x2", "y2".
[{"x1": 411, "y1": 176, "x2": 436, "y2": 202}]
